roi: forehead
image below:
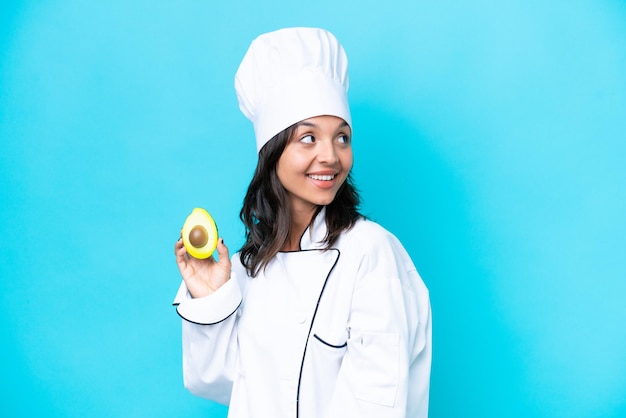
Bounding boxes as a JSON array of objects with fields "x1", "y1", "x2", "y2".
[
  {"x1": 295, "y1": 115, "x2": 351, "y2": 132},
  {"x1": 293, "y1": 115, "x2": 352, "y2": 136}
]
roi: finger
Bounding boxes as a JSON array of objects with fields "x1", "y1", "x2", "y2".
[
  {"x1": 175, "y1": 242, "x2": 188, "y2": 263},
  {"x1": 215, "y1": 237, "x2": 230, "y2": 263}
]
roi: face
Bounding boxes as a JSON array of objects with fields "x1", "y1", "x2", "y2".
[{"x1": 276, "y1": 115, "x2": 353, "y2": 216}]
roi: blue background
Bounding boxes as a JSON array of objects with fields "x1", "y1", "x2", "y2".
[{"x1": 2, "y1": 1, "x2": 625, "y2": 417}]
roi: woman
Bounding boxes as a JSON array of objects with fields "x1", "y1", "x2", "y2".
[{"x1": 173, "y1": 27, "x2": 431, "y2": 418}]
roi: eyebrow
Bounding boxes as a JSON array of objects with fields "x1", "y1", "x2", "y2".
[{"x1": 297, "y1": 120, "x2": 350, "y2": 129}]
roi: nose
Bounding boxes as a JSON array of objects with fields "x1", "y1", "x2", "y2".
[{"x1": 317, "y1": 138, "x2": 339, "y2": 164}]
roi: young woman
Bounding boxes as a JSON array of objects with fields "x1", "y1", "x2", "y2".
[{"x1": 173, "y1": 27, "x2": 432, "y2": 418}]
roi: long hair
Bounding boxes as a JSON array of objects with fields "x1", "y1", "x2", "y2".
[{"x1": 239, "y1": 122, "x2": 362, "y2": 277}]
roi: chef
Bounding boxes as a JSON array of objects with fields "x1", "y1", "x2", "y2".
[{"x1": 173, "y1": 27, "x2": 432, "y2": 418}]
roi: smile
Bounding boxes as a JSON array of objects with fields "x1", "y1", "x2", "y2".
[{"x1": 308, "y1": 174, "x2": 336, "y2": 181}]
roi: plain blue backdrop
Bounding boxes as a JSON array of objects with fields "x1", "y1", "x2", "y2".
[{"x1": 1, "y1": 1, "x2": 625, "y2": 417}]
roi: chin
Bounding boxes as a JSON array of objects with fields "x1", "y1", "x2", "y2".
[{"x1": 315, "y1": 196, "x2": 338, "y2": 206}]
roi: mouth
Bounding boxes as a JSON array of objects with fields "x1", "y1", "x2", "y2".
[{"x1": 307, "y1": 173, "x2": 337, "y2": 181}]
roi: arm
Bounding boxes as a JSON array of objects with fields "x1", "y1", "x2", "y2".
[
  {"x1": 328, "y1": 236, "x2": 432, "y2": 418},
  {"x1": 173, "y1": 278, "x2": 242, "y2": 405},
  {"x1": 172, "y1": 237, "x2": 241, "y2": 405}
]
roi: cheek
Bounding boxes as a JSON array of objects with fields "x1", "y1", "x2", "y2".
[
  {"x1": 341, "y1": 151, "x2": 354, "y2": 172},
  {"x1": 276, "y1": 162, "x2": 288, "y2": 186},
  {"x1": 278, "y1": 152, "x2": 308, "y2": 176},
  {"x1": 276, "y1": 154, "x2": 302, "y2": 186}
]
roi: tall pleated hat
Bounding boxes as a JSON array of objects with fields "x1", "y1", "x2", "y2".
[{"x1": 235, "y1": 27, "x2": 351, "y2": 152}]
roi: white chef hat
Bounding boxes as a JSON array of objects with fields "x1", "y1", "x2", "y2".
[{"x1": 235, "y1": 27, "x2": 351, "y2": 152}]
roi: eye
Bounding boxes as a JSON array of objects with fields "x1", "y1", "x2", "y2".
[
  {"x1": 337, "y1": 134, "x2": 350, "y2": 144},
  {"x1": 300, "y1": 135, "x2": 315, "y2": 144}
]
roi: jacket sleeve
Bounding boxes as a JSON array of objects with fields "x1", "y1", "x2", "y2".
[
  {"x1": 327, "y1": 234, "x2": 432, "y2": 418},
  {"x1": 172, "y1": 274, "x2": 243, "y2": 406}
]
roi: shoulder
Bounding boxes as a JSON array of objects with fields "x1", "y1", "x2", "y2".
[
  {"x1": 337, "y1": 218, "x2": 429, "y2": 304},
  {"x1": 337, "y1": 217, "x2": 415, "y2": 269},
  {"x1": 230, "y1": 252, "x2": 253, "y2": 287},
  {"x1": 339, "y1": 217, "x2": 402, "y2": 251},
  {"x1": 231, "y1": 252, "x2": 246, "y2": 273}
]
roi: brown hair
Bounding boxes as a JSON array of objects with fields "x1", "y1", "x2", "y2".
[{"x1": 239, "y1": 122, "x2": 361, "y2": 277}]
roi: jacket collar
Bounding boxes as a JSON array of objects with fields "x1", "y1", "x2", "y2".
[{"x1": 299, "y1": 207, "x2": 328, "y2": 250}]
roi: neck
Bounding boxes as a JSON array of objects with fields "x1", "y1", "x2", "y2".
[{"x1": 283, "y1": 205, "x2": 319, "y2": 251}]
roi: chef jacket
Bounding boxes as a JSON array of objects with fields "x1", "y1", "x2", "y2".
[{"x1": 173, "y1": 208, "x2": 432, "y2": 417}]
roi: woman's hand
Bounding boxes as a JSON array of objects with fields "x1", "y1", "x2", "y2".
[{"x1": 174, "y1": 236, "x2": 232, "y2": 298}]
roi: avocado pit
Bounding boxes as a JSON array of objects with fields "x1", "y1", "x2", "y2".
[{"x1": 189, "y1": 225, "x2": 208, "y2": 248}]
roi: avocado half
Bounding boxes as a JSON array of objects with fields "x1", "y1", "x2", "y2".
[{"x1": 181, "y1": 208, "x2": 218, "y2": 259}]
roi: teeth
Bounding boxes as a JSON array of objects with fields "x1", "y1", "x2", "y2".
[{"x1": 308, "y1": 174, "x2": 335, "y2": 181}]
